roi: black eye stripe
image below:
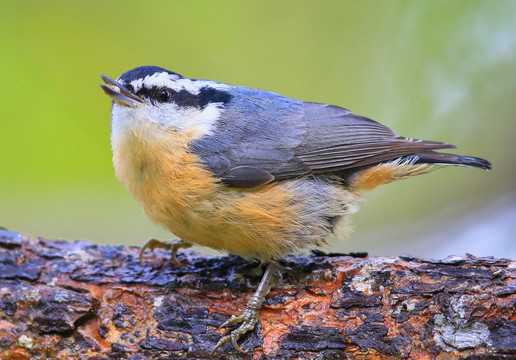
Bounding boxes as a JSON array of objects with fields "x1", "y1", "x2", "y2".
[
  {"x1": 134, "y1": 86, "x2": 153, "y2": 100},
  {"x1": 135, "y1": 86, "x2": 232, "y2": 109},
  {"x1": 197, "y1": 87, "x2": 232, "y2": 108}
]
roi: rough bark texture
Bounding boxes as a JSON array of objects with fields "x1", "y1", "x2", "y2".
[{"x1": 0, "y1": 228, "x2": 515, "y2": 360}]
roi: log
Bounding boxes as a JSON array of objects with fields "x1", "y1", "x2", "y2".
[{"x1": 0, "y1": 228, "x2": 514, "y2": 360}]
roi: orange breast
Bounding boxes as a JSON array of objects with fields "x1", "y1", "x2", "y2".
[{"x1": 112, "y1": 127, "x2": 300, "y2": 261}]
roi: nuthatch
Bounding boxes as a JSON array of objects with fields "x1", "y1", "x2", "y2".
[{"x1": 100, "y1": 66, "x2": 491, "y2": 356}]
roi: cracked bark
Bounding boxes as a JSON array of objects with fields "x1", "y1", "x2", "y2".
[{"x1": 0, "y1": 228, "x2": 515, "y2": 360}]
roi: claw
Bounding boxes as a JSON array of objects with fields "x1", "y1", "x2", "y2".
[
  {"x1": 218, "y1": 314, "x2": 243, "y2": 329},
  {"x1": 231, "y1": 333, "x2": 245, "y2": 353},
  {"x1": 210, "y1": 262, "x2": 281, "y2": 358},
  {"x1": 139, "y1": 238, "x2": 191, "y2": 265},
  {"x1": 168, "y1": 239, "x2": 192, "y2": 264},
  {"x1": 210, "y1": 334, "x2": 232, "y2": 358},
  {"x1": 210, "y1": 315, "x2": 253, "y2": 357}
]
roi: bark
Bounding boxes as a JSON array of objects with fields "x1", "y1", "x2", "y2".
[{"x1": 0, "y1": 228, "x2": 515, "y2": 360}]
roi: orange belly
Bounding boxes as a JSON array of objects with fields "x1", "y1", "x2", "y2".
[{"x1": 112, "y1": 128, "x2": 309, "y2": 261}]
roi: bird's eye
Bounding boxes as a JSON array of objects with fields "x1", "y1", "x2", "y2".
[
  {"x1": 158, "y1": 89, "x2": 171, "y2": 102},
  {"x1": 125, "y1": 84, "x2": 134, "y2": 93}
]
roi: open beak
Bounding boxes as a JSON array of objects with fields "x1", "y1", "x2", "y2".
[{"x1": 100, "y1": 74, "x2": 144, "y2": 107}]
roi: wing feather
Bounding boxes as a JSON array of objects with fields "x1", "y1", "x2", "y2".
[
  {"x1": 271, "y1": 102, "x2": 454, "y2": 178},
  {"x1": 190, "y1": 87, "x2": 455, "y2": 186}
]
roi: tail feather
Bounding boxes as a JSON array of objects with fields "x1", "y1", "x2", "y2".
[{"x1": 404, "y1": 151, "x2": 491, "y2": 170}]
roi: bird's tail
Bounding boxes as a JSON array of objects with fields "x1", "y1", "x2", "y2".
[
  {"x1": 349, "y1": 151, "x2": 491, "y2": 191},
  {"x1": 407, "y1": 151, "x2": 492, "y2": 170}
]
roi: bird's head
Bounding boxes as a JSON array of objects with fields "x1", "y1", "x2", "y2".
[{"x1": 100, "y1": 66, "x2": 232, "y2": 139}]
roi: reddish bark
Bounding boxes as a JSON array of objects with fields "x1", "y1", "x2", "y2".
[{"x1": 0, "y1": 229, "x2": 514, "y2": 359}]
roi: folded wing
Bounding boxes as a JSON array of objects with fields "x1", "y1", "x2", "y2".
[{"x1": 190, "y1": 88, "x2": 485, "y2": 188}]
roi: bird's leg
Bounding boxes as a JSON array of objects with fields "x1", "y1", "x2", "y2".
[
  {"x1": 210, "y1": 262, "x2": 280, "y2": 357},
  {"x1": 139, "y1": 238, "x2": 192, "y2": 265}
]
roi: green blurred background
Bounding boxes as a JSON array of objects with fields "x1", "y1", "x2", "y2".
[{"x1": 1, "y1": 1, "x2": 515, "y2": 259}]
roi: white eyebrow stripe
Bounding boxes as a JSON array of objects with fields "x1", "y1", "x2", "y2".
[
  {"x1": 142, "y1": 72, "x2": 200, "y2": 93},
  {"x1": 125, "y1": 72, "x2": 231, "y2": 95},
  {"x1": 128, "y1": 78, "x2": 143, "y2": 91}
]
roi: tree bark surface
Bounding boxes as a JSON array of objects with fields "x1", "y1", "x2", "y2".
[{"x1": 0, "y1": 228, "x2": 514, "y2": 360}]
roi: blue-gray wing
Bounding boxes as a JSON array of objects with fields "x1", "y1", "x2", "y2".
[{"x1": 190, "y1": 87, "x2": 454, "y2": 187}]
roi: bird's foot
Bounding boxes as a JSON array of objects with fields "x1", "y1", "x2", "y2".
[
  {"x1": 211, "y1": 306, "x2": 259, "y2": 355},
  {"x1": 210, "y1": 262, "x2": 280, "y2": 358},
  {"x1": 139, "y1": 238, "x2": 191, "y2": 265}
]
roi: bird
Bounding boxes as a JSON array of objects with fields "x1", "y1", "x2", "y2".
[{"x1": 100, "y1": 65, "x2": 491, "y2": 356}]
